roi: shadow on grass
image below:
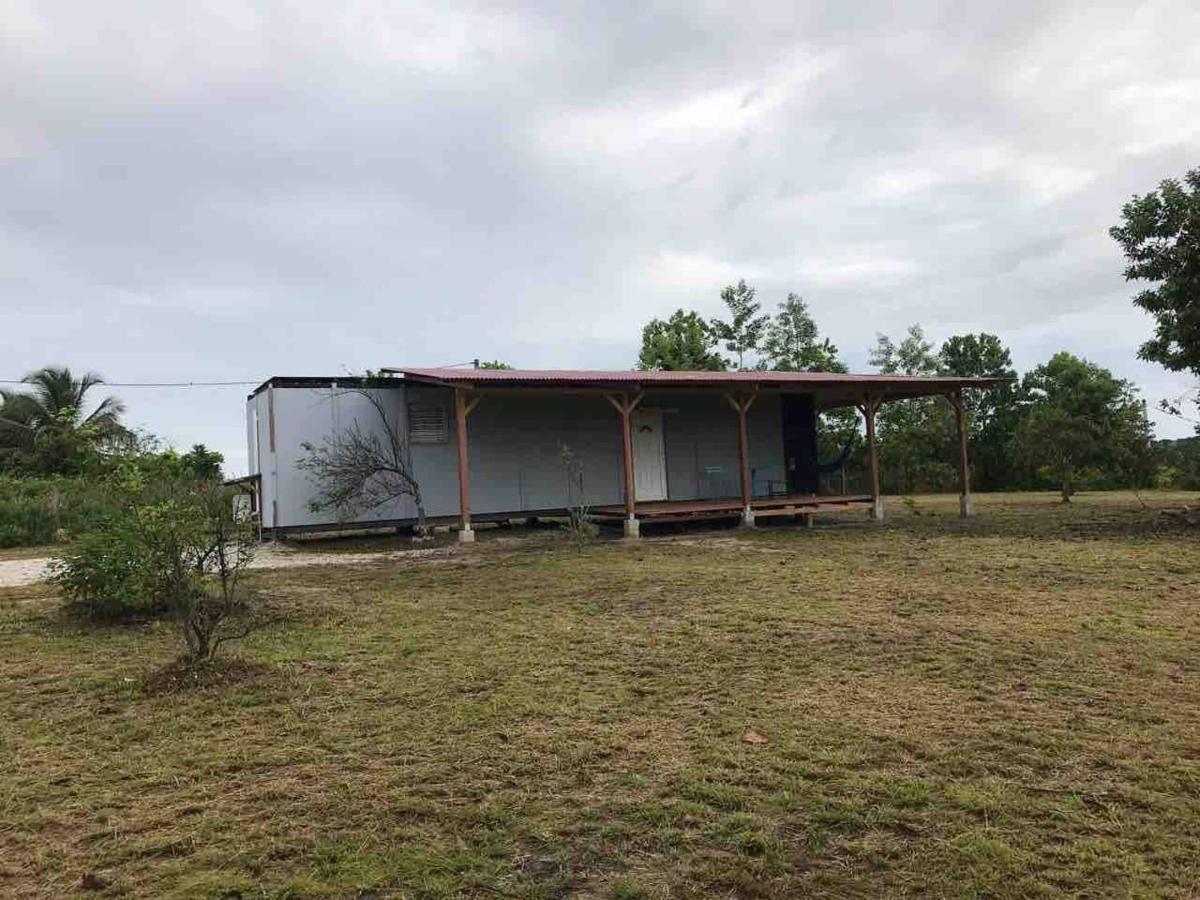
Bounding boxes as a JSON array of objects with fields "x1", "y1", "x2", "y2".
[{"x1": 140, "y1": 656, "x2": 273, "y2": 697}]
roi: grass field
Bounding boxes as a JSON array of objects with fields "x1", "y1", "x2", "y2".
[{"x1": 2, "y1": 491, "x2": 1199, "y2": 898}]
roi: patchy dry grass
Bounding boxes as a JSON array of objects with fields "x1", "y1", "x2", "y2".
[{"x1": 2, "y1": 491, "x2": 1199, "y2": 898}]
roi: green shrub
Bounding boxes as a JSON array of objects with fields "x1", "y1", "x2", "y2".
[
  {"x1": 48, "y1": 475, "x2": 260, "y2": 655},
  {"x1": 48, "y1": 518, "x2": 166, "y2": 617},
  {"x1": 48, "y1": 474, "x2": 201, "y2": 618},
  {"x1": 0, "y1": 477, "x2": 121, "y2": 547},
  {"x1": 0, "y1": 501, "x2": 57, "y2": 547}
]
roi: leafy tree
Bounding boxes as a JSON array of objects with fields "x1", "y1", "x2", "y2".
[
  {"x1": 938, "y1": 333, "x2": 1021, "y2": 490},
  {"x1": 0, "y1": 390, "x2": 36, "y2": 471},
  {"x1": 710, "y1": 280, "x2": 769, "y2": 370},
  {"x1": 179, "y1": 444, "x2": 224, "y2": 480},
  {"x1": 870, "y1": 324, "x2": 939, "y2": 375},
  {"x1": 1110, "y1": 168, "x2": 1200, "y2": 383},
  {"x1": 939, "y1": 333, "x2": 1015, "y2": 382},
  {"x1": 1017, "y1": 352, "x2": 1154, "y2": 502},
  {"x1": 757, "y1": 293, "x2": 859, "y2": 480},
  {"x1": 0, "y1": 367, "x2": 126, "y2": 474},
  {"x1": 1155, "y1": 436, "x2": 1200, "y2": 489},
  {"x1": 49, "y1": 470, "x2": 260, "y2": 657},
  {"x1": 761, "y1": 294, "x2": 847, "y2": 373},
  {"x1": 637, "y1": 309, "x2": 726, "y2": 371},
  {"x1": 869, "y1": 326, "x2": 954, "y2": 492},
  {"x1": 478, "y1": 360, "x2": 513, "y2": 370}
]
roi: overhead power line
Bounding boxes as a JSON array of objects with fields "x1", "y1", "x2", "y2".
[{"x1": 0, "y1": 379, "x2": 259, "y2": 387}]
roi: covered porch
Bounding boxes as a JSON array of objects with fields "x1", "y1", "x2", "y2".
[{"x1": 386, "y1": 367, "x2": 1007, "y2": 540}]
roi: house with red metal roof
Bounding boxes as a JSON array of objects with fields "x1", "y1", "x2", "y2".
[{"x1": 242, "y1": 367, "x2": 1005, "y2": 538}]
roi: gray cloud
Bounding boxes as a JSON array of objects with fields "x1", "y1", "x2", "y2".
[{"x1": 3, "y1": 0, "x2": 1199, "y2": 473}]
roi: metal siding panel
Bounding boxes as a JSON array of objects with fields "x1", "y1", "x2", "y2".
[
  {"x1": 662, "y1": 394, "x2": 739, "y2": 500},
  {"x1": 464, "y1": 393, "x2": 623, "y2": 514},
  {"x1": 255, "y1": 392, "x2": 276, "y2": 527},
  {"x1": 246, "y1": 400, "x2": 258, "y2": 476},
  {"x1": 659, "y1": 393, "x2": 785, "y2": 500},
  {"x1": 270, "y1": 384, "x2": 417, "y2": 528},
  {"x1": 407, "y1": 385, "x2": 461, "y2": 518},
  {"x1": 407, "y1": 390, "x2": 624, "y2": 517},
  {"x1": 747, "y1": 394, "x2": 786, "y2": 496},
  {"x1": 258, "y1": 384, "x2": 789, "y2": 528}
]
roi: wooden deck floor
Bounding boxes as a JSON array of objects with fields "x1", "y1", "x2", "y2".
[{"x1": 592, "y1": 494, "x2": 874, "y2": 521}]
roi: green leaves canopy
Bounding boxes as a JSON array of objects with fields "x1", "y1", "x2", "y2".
[
  {"x1": 1110, "y1": 167, "x2": 1200, "y2": 377},
  {"x1": 709, "y1": 280, "x2": 769, "y2": 371},
  {"x1": 0, "y1": 367, "x2": 127, "y2": 475},
  {"x1": 761, "y1": 294, "x2": 847, "y2": 373},
  {"x1": 1017, "y1": 352, "x2": 1154, "y2": 501},
  {"x1": 637, "y1": 309, "x2": 726, "y2": 371}
]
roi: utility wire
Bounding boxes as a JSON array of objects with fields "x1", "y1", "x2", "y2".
[
  {"x1": 0, "y1": 379, "x2": 258, "y2": 387},
  {"x1": 2, "y1": 362, "x2": 486, "y2": 386}
]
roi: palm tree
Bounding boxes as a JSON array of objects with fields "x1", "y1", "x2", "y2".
[
  {"x1": 18, "y1": 366, "x2": 125, "y2": 433},
  {"x1": 0, "y1": 367, "x2": 126, "y2": 472}
]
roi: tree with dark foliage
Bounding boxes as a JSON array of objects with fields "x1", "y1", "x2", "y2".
[
  {"x1": 1017, "y1": 353, "x2": 1154, "y2": 502},
  {"x1": 637, "y1": 309, "x2": 727, "y2": 371},
  {"x1": 761, "y1": 294, "x2": 846, "y2": 373},
  {"x1": 869, "y1": 325, "x2": 956, "y2": 493},
  {"x1": 1111, "y1": 167, "x2": 1200, "y2": 425},
  {"x1": 1110, "y1": 167, "x2": 1200, "y2": 379},
  {"x1": 938, "y1": 334, "x2": 1021, "y2": 490},
  {"x1": 179, "y1": 444, "x2": 224, "y2": 480}
]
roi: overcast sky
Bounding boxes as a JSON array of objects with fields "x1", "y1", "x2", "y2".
[{"x1": 4, "y1": 1, "x2": 1199, "y2": 474}]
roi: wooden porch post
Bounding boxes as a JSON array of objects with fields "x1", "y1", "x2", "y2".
[
  {"x1": 949, "y1": 389, "x2": 973, "y2": 517},
  {"x1": 454, "y1": 388, "x2": 481, "y2": 542},
  {"x1": 725, "y1": 392, "x2": 757, "y2": 527},
  {"x1": 605, "y1": 391, "x2": 644, "y2": 538},
  {"x1": 859, "y1": 395, "x2": 883, "y2": 521}
]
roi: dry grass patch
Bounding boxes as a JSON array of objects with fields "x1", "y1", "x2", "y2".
[
  {"x1": 0, "y1": 546, "x2": 57, "y2": 562},
  {"x1": 1, "y1": 491, "x2": 1199, "y2": 897}
]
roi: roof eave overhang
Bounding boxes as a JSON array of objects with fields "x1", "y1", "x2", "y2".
[{"x1": 386, "y1": 369, "x2": 1012, "y2": 401}]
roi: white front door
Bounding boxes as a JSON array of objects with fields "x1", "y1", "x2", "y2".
[{"x1": 631, "y1": 408, "x2": 668, "y2": 502}]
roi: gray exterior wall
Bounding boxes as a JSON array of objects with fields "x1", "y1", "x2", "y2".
[
  {"x1": 660, "y1": 393, "x2": 785, "y2": 500},
  {"x1": 248, "y1": 382, "x2": 789, "y2": 529}
]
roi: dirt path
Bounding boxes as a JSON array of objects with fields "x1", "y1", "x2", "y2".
[
  {"x1": 0, "y1": 544, "x2": 460, "y2": 588},
  {"x1": 0, "y1": 558, "x2": 52, "y2": 587}
]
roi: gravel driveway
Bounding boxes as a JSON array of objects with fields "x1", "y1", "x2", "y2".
[{"x1": 0, "y1": 545, "x2": 456, "y2": 588}]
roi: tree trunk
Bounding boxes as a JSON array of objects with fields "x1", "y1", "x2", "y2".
[
  {"x1": 413, "y1": 493, "x2": 430, "y2": 540},
  {"x1": 1054, "y1": 461, "x2": 1077, "y2": 503}
]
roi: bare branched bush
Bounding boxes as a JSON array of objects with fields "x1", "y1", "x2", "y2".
[
  {"x1": 559, "y1": 443, "x2": 597, "y2": 552},
  {"x1": 175, "y1": 482, "x2": 263, "y2": 661},
  {"x1": 299, "y1": 385, "x2": 427, "y2": 534}
]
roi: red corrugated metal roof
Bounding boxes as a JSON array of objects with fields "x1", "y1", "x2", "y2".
[{"x1": 385, "y1": 367, "x2": 1008, "y2": 390}]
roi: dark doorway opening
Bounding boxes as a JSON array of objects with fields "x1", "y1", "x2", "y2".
[{"x1": 781, "y1": 393, "x2": 819, "y2": 494}]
